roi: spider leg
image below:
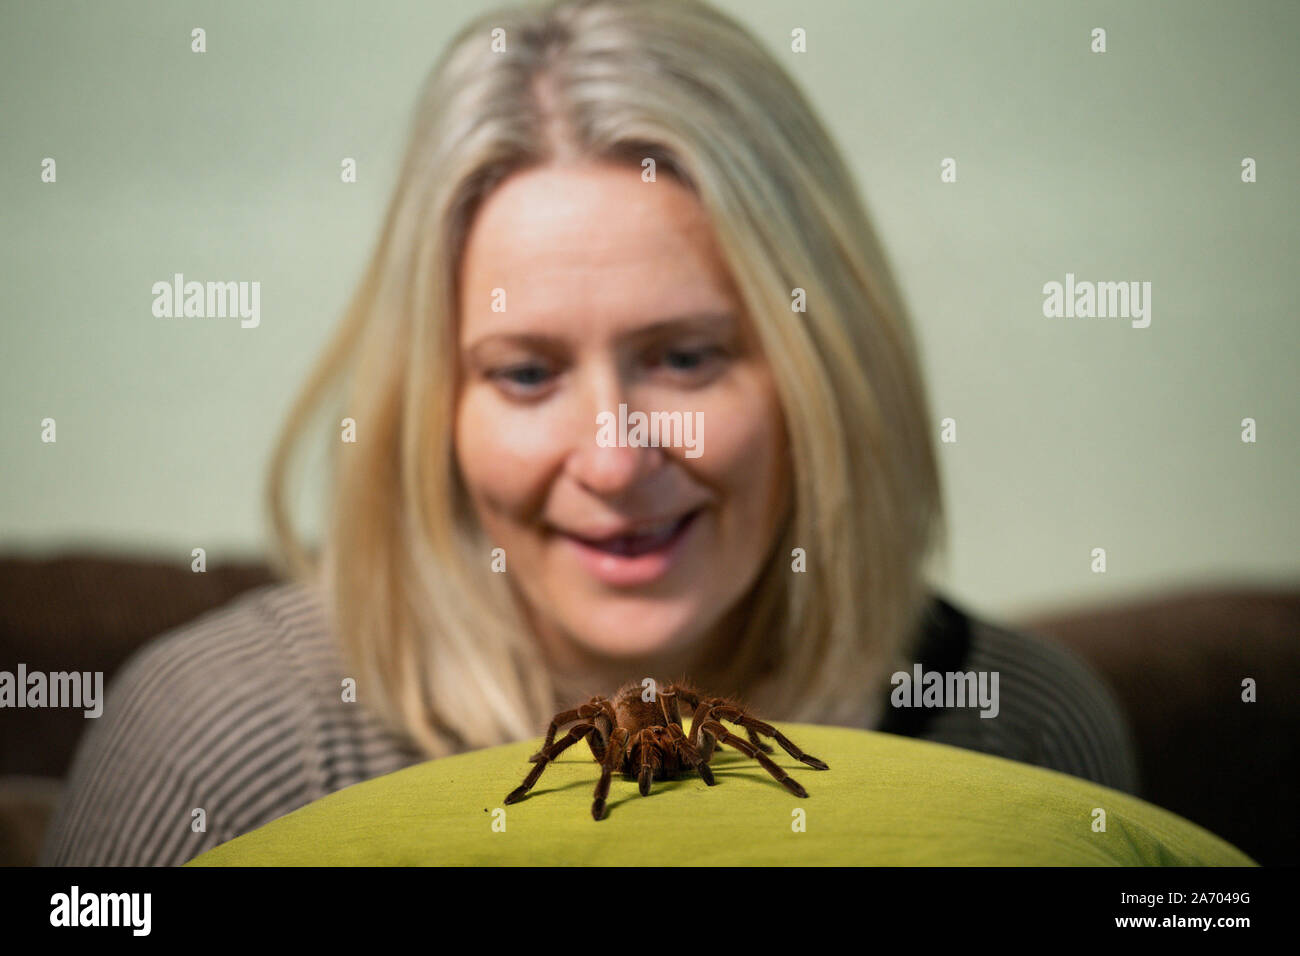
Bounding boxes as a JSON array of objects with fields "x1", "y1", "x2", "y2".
[
  {"x1": 687, "y1": 700, "x2": 715, "y2": 745},
  {"x1": 666, "y1": 684, "x2": 703, "y2": 710},
  {"x1": 506, "y1": 721, "x2": 597, "y2": 804},
  {"x1": 690, "y1": 699, "x2": 737, "y2": 757},
  {"x1": 663, "y1": 685, "x2": 725, "y2": 752},
  {"x1": 658, "y1": 689, "x2": 683, "y2": 727},
  {"x1": 530, "y1": 700, "x2": 606, "y2": 762},
  {"x1": 666, "y1": 724, "x2": 715, "y2": 785},
  {"x1": 705, "y1": 706, "x2": 829, "y2": 770},
  {"x1": 585, "y1": 712, "x2": 612, "y2": 763},
  {"x1": 657, "y1": 690, "x2": 711, "y2": 763},
  {"x1": 594, "y1": 700, "x2": 618, "y2": 757},
  {"x1": 686, "y1": 702, "x2": 726, "y2": 762},
  {"x1": 592, "y1": 727, "x2": 630, "y2": 821},
  {"x1": 699, "y1": 718, "x2": 809, "y2": 798},
  {"x1": 634, "y1": 730, "x2": 661, "y2": 796}
]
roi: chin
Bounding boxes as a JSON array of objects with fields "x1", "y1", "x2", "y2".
[{"x1": 558, "y1": 595, "x2": 712, "y2": 660}]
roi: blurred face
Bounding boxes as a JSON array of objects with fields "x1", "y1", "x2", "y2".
[{"x1": 454, "y1": 162, "x2": 789, "y2": 674}]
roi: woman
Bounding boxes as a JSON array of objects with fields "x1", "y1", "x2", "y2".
[{"x1": 41, "y1": 0, "x2": 1138, "y2": 866}]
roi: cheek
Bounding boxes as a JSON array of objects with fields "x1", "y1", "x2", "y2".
[
  {"x1": 454, "y1": 387, "x2": 561, "y2": 518},
  {"x1": 695, "y1": 386, "x2": 786, "y2": 520}
]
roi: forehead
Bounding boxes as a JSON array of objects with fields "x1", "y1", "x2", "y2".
[{"x1": 457, "y1": 162, "x2": 741, "y2": 342}]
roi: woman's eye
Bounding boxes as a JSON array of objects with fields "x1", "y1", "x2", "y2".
[
  {"x1": 489, "y1": 363, "x2": 554, "y2": 395},
  {"x1": 659, "y1": 345, "x2": 726, "y2": 375}
]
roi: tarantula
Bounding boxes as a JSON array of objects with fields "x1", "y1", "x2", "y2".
[{"x1": 503, "y1": 679, "x2": 829, "y2": 820}]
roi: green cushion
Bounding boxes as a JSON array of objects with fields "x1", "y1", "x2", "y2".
[{"x1": 185, "y1": 723, "x2": 1255, "y2": 866}]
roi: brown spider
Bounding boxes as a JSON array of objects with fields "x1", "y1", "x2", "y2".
[{"x1": 504, "y1": 679, "x2": 829, "y2": 820}]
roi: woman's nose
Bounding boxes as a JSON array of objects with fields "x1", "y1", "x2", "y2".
[
  {"x1": 564, "y1": 372, "x2": 665, "y2": 497},
  {"x1": 565, "y1": 419, "x2": 665, "y2": 497}
]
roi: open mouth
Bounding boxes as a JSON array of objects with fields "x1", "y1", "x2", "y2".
[{"x1": 569, "y1": 509, "x2": 702, "y2": 558}]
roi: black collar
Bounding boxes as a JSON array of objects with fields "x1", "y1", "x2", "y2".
[{"x1": 875, "y1": 595, "x2": 973, "y2": 736}]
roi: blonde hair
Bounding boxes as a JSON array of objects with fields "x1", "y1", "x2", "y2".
[{"x1": 266, "y1": 0, "x2": 946, "y2": 758}]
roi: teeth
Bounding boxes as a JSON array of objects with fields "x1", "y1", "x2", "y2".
[
  {"x1": 633, "y1": 520, "x2": 677, "y2": 538},
  {"x1": 589, "y1": 514, "x2": 689, "y2": 555}
]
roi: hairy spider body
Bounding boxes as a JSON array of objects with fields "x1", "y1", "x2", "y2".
[{"x1": 504, "y1": 679, "x2": 829, "y2": 820}]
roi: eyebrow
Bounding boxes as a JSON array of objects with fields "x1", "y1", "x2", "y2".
[{"x1": 460, "y1": 312, "x2": 737, "y2": 355}]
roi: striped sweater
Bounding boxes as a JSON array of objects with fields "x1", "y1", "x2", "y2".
[{"x1": 38, "y1": 582, "x2": 1140, "y2": 866}]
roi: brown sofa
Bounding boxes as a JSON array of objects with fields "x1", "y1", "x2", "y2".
[{"x1": 2, "y1": 553, "x2": 1296, "y2": 865}]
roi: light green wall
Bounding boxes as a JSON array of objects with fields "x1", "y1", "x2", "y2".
[{"x1": 2, "y1": 0, "x2": 1296, "y2": 617}]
